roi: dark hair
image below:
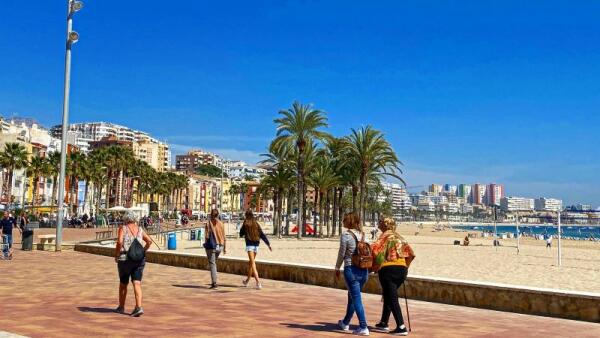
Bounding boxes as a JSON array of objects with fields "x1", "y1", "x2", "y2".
[
  {"x1": 210, "y1": 209, "x2": 219, "y2": 220},
  {"x1": 243, "y1": 210, "x2": 261, "y2": 242},
  {"x1": 343, "y1": 212, "x2": 361, "y2": 231}
]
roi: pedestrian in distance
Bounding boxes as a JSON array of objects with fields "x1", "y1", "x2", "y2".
[
  {"x1": 114, "y1": 212, "x2": 152, "y2": 317},
  {"x1": 371, "y1": 218, "x2": 415, "y2": 336},
  {"x1": 239, "y1": 210, "x2": 272, "y2": 290},
  {"x1": 204, "y1": 209, "x2": 227, "y2": 289},
  {"x1": 546, "y1": 235, "x2": 552, "y2": 249},
  {"x1": 335, "y1": 212, "x2": 371, "y2": 336},
  {"x1": 1, "y1": 211, "x2": 19, "y2": 260}
]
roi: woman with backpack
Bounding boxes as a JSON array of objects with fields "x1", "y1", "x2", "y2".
[
  {"x1": 204, "y1": 209, "x2": 226, "y2": 289},
  {"x1": 335, "y1": 212, "x2": 371, "y2": 336},
  {"x1": 114, "y1": 212, "x2": 152, "y2": 317},
  {"x1": 239, "y1": 210, "x2": 272, "y2": 289},
  {"x1": 371, "y1": 218, "x2": 415, "y2": 336}
]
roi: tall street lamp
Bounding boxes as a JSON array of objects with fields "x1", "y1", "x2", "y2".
[{"x1": 56, "y1": 0, "x2": 84, "y2": 251}]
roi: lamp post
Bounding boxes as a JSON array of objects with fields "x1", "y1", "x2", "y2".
[
  {"x1": 516, "y1": 211, "x2": 520, "y2": 255},
  {"x1": 557, "y1": 210, "x2": 562, "y2": 267},
  {"x1": 56, "y1": 0, "x2": 83, "y2": 251}
]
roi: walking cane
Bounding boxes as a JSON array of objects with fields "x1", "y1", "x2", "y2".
[{"x1": 403, "y1": 283, "x2": 412, "y2": 332}]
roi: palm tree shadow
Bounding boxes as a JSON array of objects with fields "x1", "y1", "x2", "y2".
[{"x1": 281, "y1": 322, "x2": 342, "y2": 333}]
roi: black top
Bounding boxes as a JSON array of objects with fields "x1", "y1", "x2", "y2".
[
  {"x1": 1, "y1": 217, "x2": 16, "y2": 236},
  {"x1": 239, "y1": 224, "x2": 270, "y2": 247}
]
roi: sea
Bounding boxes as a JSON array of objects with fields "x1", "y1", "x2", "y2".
[{"x1": 453, "y1": 224, "x2": 600, "y2": 240}]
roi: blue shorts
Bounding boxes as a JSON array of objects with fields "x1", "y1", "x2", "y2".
[{"x1": 245, "y1": 245, "x2": 258, "y2": 253}]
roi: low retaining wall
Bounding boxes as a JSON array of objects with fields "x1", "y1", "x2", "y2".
[{"x1": 75, "y1": 243, "x2": 600, "y2": 322}]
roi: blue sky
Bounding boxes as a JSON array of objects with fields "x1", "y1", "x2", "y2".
[{"x1": 1, "y1": 1, "x2": 599, "y2": 206}]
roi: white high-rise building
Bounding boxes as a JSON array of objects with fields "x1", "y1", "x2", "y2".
[
  {"x1": 534, "y1": 198, "x2": 563, "y2": 212},
  {"x1": 380, "y1": 182, "x2": 411, "y2": 212},
  {"x1": 500, "y1": 197, "x2": 534, "y2": 211}
]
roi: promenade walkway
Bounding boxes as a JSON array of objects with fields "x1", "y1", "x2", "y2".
[{"x1": 1, "y1": 251, "x2": 599, "y2": 337}]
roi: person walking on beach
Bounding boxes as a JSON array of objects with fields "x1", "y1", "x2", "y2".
[
  {"x1": 204, "y1": 209, "x2": 226, "y2": 289},
  {"x1": 114, "y1": 212, "x2": 152, "y2": 317},
  {"x1": 546, "y1": 235, "x2": 552, "y2": 249},
  {"x1": 371, "y1": 218, "x2": 415, "y2": 336},
  {"x1": 335, "y1": 212, "x2": 370, "y2": 336},
  {"x1": 240, "y1": 210, "x2": 272, "y2": 289}
]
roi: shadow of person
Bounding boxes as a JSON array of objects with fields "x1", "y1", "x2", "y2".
[
  {"x1": 77, "y1": 307, "x2": 121, "y2": 314},
  {"x1": 172, "y1": 284, "x2": 246, "y2": 289},
  {"x1": 281, "y1": 322, "x2": 341, "y2": 333}
]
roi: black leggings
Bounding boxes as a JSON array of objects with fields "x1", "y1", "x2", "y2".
[{"x1": 378, "y1": 265, "x2": 408, "y2": 328}]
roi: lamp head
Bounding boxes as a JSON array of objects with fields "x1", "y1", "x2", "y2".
[
  {"x1": 71, "y1": 1, "x2": 84, "y2": 13},
  {"x1": 68, "y1": 31, "x2": 80, "y2": 43}
]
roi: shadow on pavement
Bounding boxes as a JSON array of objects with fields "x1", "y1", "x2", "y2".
[
  {"x1": 281, "y1": 322, "x2": 341, "y2": 333},
  {"x1": 172, "y1": 284, "x2": 244, "y2": 289},
  {"x1": 77, "y1": 307, "x2": 121, "y2": 314}
]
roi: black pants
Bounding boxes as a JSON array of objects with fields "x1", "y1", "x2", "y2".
[{"x1": 378, "y1": 265, "x2": 408, "y2": 328}]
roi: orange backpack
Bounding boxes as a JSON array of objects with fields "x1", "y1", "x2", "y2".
[{"x1": 349, "y1": 231, "x2": 373, "y2": 269}]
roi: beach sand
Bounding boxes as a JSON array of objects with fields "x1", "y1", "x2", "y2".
[{"x1": 174, "y1": 221, "x2": 600, "y2": 293}]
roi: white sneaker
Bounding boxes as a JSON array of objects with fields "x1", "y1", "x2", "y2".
[
  {"x1": 338, "y1": 320, "x2": 350, "y2": 332},
  {"x1": 256, "y1": 283, "x2": 262, "y2": 290},
  {"x1": 352, "y1": 327, "x2": 370, "y2": 336}
]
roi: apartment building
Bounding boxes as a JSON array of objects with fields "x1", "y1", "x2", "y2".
[
  {"x1": 534, "y1": 197, "x2": 563, "y2": 212},
  {"x1": 500, "y1": 197, "x2": 534, "y2": 211}
]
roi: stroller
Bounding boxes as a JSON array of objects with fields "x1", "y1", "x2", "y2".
[{"x1": 1, "y1": 235, "x2": 11, "y2": 260}]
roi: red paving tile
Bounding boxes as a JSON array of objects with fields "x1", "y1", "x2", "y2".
[{"x1": 0, "y1": 250, "x2": 599, "y2": 337}]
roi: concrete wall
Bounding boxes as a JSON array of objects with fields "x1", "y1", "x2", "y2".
[{"x1": 75, "y1": 243, "x2": 600, "y2": 322}]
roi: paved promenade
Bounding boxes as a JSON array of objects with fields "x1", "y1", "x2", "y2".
[{"x1": 1, "y1": 251, "x2": 599, "y2": 337}]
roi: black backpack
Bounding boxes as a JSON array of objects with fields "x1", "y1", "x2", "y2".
[{"x1": 126, "y1": 225, "x2": 145, "y2": 262}]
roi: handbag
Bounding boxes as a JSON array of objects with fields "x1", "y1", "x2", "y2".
[
  {"x1": 126, "y1": 225, "x2": 145, "y2": 263},
  {"x1": 203, "y1": 223, "x2": 217, "y2": 250}
]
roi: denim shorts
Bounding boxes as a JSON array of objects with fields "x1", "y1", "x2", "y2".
[{"x1": 245, "y1": 245, "x2": 259, "y2": 253}]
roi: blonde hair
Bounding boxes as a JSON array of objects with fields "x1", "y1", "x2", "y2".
[
  {"x1": 343, "y1": 212, "x2": 361, "y2": 231},
  {"x1": 381, "y1": 217, "x2": 396, "y2": 232}
]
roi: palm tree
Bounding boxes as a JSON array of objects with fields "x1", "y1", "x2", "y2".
[
  {"x1": 307, "y1": 153, "x2": 340, "y2": 237},
  {"x1": 0, "y1": 143, "x2": 29, "y2": 206},
  {"x1": 27, "y1": 155, "x2": 50, "y2": 210},
  {"x1": 66, "y1": 151, "x2": 86, "y2": 214},
  {"x1": 261, "y1": 141, "x2": 296, "y2": 237},
  {"x1": 345, "y1": 126, "x2": 403, "y2": 227},
  {"x1": 47, "y1": 151, "x2": 61, "y2": 205},
  {"x1": 273, "y1": 101, "x2": 329, "y2": 238}
]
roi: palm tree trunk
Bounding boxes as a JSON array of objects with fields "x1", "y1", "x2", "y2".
[
  {"x1": 314, "y1": 190, "x2": 320, "y2": 237},
  {"x1": 332, "y1": 188, "x2": 338, "y2": 236},
  {"x1": 105, "y1": 170, "x2": 112, "y2": 209},
  {"x1": 277, "y1": 188, "x2": 284, "y2": 239},
  {"x1": 51, "y1": 175, "x2": 58, "y2": 205},
  {"x1": 286, "y1": 189, "x2": 292, "y2": 236},
  {"x1": 326, "y1": 189, "x2": 331, "y2": 237},
  {"x1": 297, "y1": 155, "x2": 304, "y2": 239},
  {"x1": 83, "y1": 181, "x2": 89, "y2": 214},
  {"x1": 338, "y1": 188, "x2": 344, "y2": 236},
  {"x1": 359, "y1": 174, "x2": 367, "y2": 228},
  {"x1": 351, "y1": 185, "x2": 358, "y2": 212},
  {"x1": 32, "y1": 176, "x2": 39, "y2": 210},
  {"x1": 272, "y1": 191, "x2": 278, "y2": 236}
]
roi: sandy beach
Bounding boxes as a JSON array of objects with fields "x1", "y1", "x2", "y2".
[{"x1": 174, "y1": 222, "x2": 600, "y2": 293}]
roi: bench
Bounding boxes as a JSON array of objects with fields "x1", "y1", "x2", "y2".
[
  {"x1": 95, "y1": 230, "x2": 114, "y2": 240},
  {"x1": 38, "y1": 235, "x2": 56, "y2": 246}
]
